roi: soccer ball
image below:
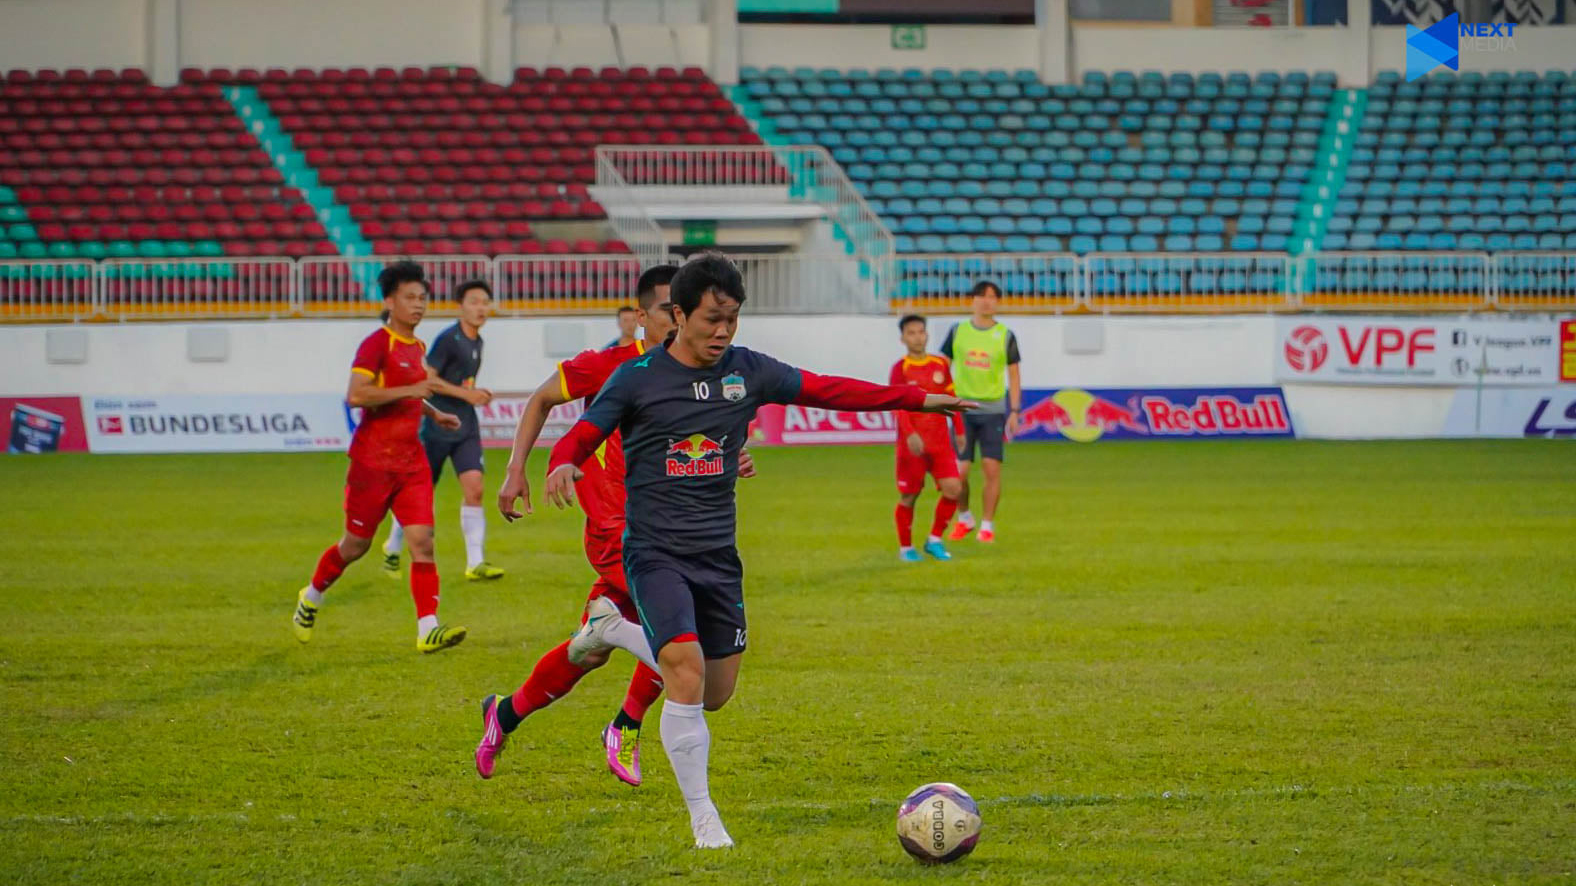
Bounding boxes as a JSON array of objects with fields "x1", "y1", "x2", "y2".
[{"x1": 896, "y1": 782, "x2": 982, "y2": 864}]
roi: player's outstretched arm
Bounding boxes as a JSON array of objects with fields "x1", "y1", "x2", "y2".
[
  {"x1": 346, "y1": 371, "x2": 434, "y2": 408},
  {"x1": 498, "y1": 371, "x2": 571, "y2": 521},
  {"x1": 791, "y1": 370, "x2": 977, "y2": 414}
]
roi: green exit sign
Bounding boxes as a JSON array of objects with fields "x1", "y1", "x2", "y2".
[
  {"x1": 682, "y1": 219, "x2": 717, "y2": 247},
  {"x1": 891, "y1": 24, "x2": 926, "y2": 50}
]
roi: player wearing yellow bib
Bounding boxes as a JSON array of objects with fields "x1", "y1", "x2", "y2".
[{"x1": 939, "y1": 280, "x2": 1021, "y2": 543}]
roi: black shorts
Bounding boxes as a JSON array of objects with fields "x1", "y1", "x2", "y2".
[
  {"x1": 956, "y1": 412, "x2": 1006, "y2": 463},
  {"x1": 421, "y1": 430, "x2": 484, "y2": 483},
  {"x1": 625, "y1": 543, "x2": 746, "y2": 659}
]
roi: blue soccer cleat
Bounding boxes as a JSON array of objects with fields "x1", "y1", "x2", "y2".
[
  {"x1": 922, "y1": 540, "x2": 952, "y2": 561},
  {"x1": 898, "y1": 548, "x2": 922, "y2": 563}
]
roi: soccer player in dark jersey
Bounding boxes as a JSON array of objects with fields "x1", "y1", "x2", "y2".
[
  {"x1": 889, "y1": 314, "x2": 964, "y2": 562},
  {"x1": 539, "y1": 253, "x2": 973, "y2": 848},
  {"x1": 289, "y1": 261, "x2": 468, "y2": 654},
  {"x1": 380, "y1": 279, "x2": 504, "y2": 582},
  {"x1": 477, "y1": 265, "x2": 690, "y2": 788}
]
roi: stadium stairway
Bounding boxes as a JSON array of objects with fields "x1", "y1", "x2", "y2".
[
  {"x1": 225, "y1": 85, "x2": 380, "y2": 299},
  {"x1": 226, "y1": 86, "x2": 372, "y2": 260},
  {"x1": 1292, "y1": 87, "x2": 1364, "y2": 256}
]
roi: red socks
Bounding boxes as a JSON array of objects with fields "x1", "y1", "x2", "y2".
[
  {"x1": 510, "y1": 640, "x2": 589, "y2": 720},
  {"x1": 621, "y1": 663, "x2": 664, "y2": 722},
  {"x1": 311, "y1": 545, "x2": 347, "y2": 592},
  {"x1": 895, "y1": 502, "x2": 915, "y2": 548},
  {"x1": 930, "y1": 497, "x2": 959, "y2": 539},
  {"x1": 409, "y1": 561, "x2": 440, "y2": 619}
]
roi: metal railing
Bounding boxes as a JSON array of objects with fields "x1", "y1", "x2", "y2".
[
  {"x1": 1293, "y1": 252, "x2": 1492, "y2": 312},
  {"x1": 590, "y1": 151, "x2": 668, "y2": 268},
  {"x1": 895, "y1": 254, "x2": 1080, "y2": 314},
  {"x1": 1493, "y1": 252, "x2": 1576, "y2": 311},
  {"x1": 2, "y1": 251, "x2": 1574, "y2": 322},
  {"x1": 299, "y1": 255, "x2": 491, "y2": 315},
  {"x1": 0, "y1": 259, "x2": 97, "y2": 322},
  {"x1": 100, "y1": 258, "x2": 298, "y2": 320},
  {"x1": 494, "y1": 254, "x2": 645, "y2": 313},
  {"x1": 1085, "y1": 253, "x2": 1295, "y2": 313},
  {"x1": 733, "y1": 252, "x2": 883, "y2": 314},
  {"x1": 595, "y1": 145, "x2": 898, "y2": 299}
]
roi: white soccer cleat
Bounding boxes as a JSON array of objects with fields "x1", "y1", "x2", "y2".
[
  {"x1": 567, "y1": 595, "x2": 622, "y2": 665},
  {"x1": 691, "y1": 809, "x2": 734, "y2": 849}
]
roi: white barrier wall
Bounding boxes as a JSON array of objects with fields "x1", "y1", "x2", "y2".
[
  {"x1": 2, "y1": 314, "x2": 1539, "y2": 440},
  {"x1": 6, "y1": 3, "x2": 1574, "y2": 84},
  {"x1": 0, "y1": 0, "x2": 147, "y2": 71}
]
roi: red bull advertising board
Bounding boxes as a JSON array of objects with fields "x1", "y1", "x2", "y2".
[{"x1": 1015, "y1": 387, "x2": 1295, "y2": 443}]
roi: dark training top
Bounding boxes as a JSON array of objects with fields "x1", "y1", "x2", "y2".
[
  {"x1": 574, "y1": 345, "x2": 803, "y2": 553},
  {"x1": 423, "y1": 322, "x2": 484, "y2": 440}
]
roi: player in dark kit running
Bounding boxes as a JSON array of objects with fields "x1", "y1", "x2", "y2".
[
  {"x1": 540, "y1": 253, "x2": 974, "y2": 848},
  {"x1": 477, "y1": 265, "x2": 714, "y2": 789},
  {"x1": 381, "y1": 279, "x2": 504, "y2": 582}
]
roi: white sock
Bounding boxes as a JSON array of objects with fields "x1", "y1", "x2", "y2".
[
  {"x1": 957, "y1": 510, "x2": 974, "y2": 526},
  {"x1": 460, "y1": 505, "x2": 486, "y2": 568},
  {"x1": 604, "y1": 617, "x2": 659, "y2": 670},
  {"x1": 417, "y1": 614, "x2": 438, "y2": 637},
  {"x1": 384, "y1": 520, "x2": 404, "y2": 556},
  {"x1": 981, "y1": 519, "x2": 994, "y2": 533},
  {"x1": 661, "y1": 701, "x2": 718, "y2": 824},
  {"x1": 899, "y1": 545, "x2": 916, "y2": 553},
  {"x1": 926, "y1": 534, "x2": 942, "y2": 545},
  {"x1": 303, "y1": 587, "x2": 325, "y2": 606}
]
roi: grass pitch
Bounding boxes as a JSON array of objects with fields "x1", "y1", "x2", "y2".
[{"x1": 1, "y1": 441, "x2": 1573, "y2": 885}]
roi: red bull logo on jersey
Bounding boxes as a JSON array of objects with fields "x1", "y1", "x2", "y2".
[
  {"x1": 665, "y1": 433, "x2": 727, "y2": 476},
  {"x1": 1017, "y1": 388, "x2": 1295, "y2": 442}
]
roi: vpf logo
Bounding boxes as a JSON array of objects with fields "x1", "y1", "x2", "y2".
[
  {"x1": 1284, "y1": 325, "x2": 1329, "y2": 372},
  {"x1": 665, "y1": 433, "x2": 727, "y2": 477}
]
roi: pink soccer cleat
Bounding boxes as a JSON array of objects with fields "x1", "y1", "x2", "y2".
[
  {"x1": 602, "y1": 721, "x2": 642, "y2": 786},
  {"x1": 475, "y1": 693, "x2": 508, "y2": 779},
  {"x1": 977, "y1": 527, "x2": 996, "y2": 543}
]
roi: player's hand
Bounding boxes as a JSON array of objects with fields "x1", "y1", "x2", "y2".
[
  {"x1": 407, "y1": 378, "x2": 438, "y2": 400},
  {"x1": 906, "y1": 433, "x2": 925, "y2": 456},
  {"x1": 1005, "y1": 411, "x2": 1020, "y2": 441},
  {"x1": 739, "y1": 447, "x2": 757, "y2": 479},
  {"x1": 497, "y1": 471, "x2": 532, "y2": 522},
  {"x1": 467, "y1": 388, "x2": 494, "y2": 407},
  {"x1": 544, "y1": 464, "x2": 583, "y2": 510},
  {"x1": 432, "y1": 410, "x2": 461, "y2": 431},
  {"x1": 920, "y1": 394, "x2": 978, "y2": 413}
]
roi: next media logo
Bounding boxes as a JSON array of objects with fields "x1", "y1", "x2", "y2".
[{"x1": 1406, "y1": 13, "x2": 1518, "y2": 81}]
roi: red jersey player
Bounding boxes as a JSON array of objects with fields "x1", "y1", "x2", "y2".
[
  {"x1": 482, "y1": 265, "x2": 748, "y2": 786},
  {"x1": 890, "y1": 314, "x2": 965, "y2": 562},
  {"x1": 290, "y1": 261, "x2": 468, "y2": 654}
]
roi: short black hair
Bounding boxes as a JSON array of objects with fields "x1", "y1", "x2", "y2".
[
  {"x1": 635, "y1": 263, "x2": 679, "y2": 311},
  {"x1": 670, "y1": 252, "x2": 745, "y2": 316},
  {"x1": 616, "y1": 305, "x2": 636, "y2": 316},
  {"x1": 898, "y1": 313, "x2": 926, "y2": 331},
  {"x1": 454, "y1": 278, "x2": 491, "y2": 302},
  {"x1": 969, "y1": 279, "x2": 1002, "y2": 298},
  {"x1": 378, "y1": 260, "x2": 427, "y2": 299}
]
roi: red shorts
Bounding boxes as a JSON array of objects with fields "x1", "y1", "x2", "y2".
[
  {"x1": 583, "y1": 521, "x2": 637, "y2": 622},
  {"x1": 343, "y1": 459, "x2": 433, "y2": 538},
  {"x1": 896, "y1": 440, "x2": 961, "y2": 495}
]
